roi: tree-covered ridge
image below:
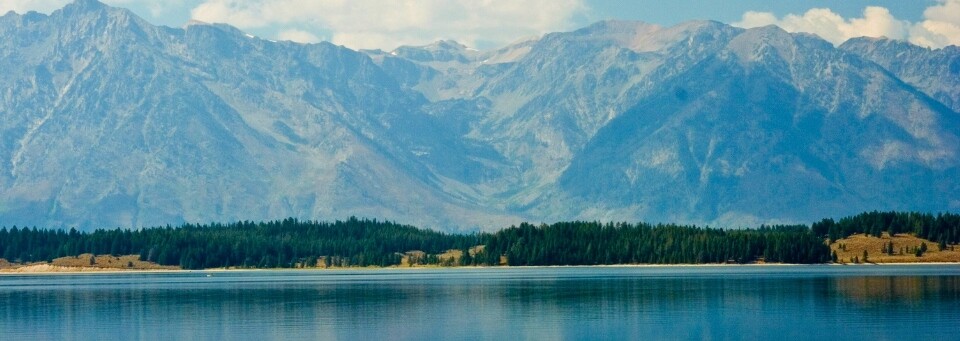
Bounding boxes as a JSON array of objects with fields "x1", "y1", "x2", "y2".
[
  {"x1": 1, "y1": 211, "x2": 957, "y2": 269},
  {"x1": 813, "y1": 211, "x2": 960, "y2": 245}
]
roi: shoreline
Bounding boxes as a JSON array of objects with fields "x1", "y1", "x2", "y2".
[{"x1": 3, "y1": 262, "x2": 960, "y2": 275}]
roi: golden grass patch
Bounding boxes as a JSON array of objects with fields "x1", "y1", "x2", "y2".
[
  {"x1": 831, "y1": 233, "x2": 960, "y2": 264},
  {"x1": 50, "y1": 253, "x2": 178, "y2": 269},
  {"x1": 0, "y1": 254, "x2": 179, "y2": 272}
]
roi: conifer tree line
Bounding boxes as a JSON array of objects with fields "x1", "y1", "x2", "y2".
[
  {"x1": 0, "y1": 218, "x2": 477, "y2": 269},
  {"x1": 812, "y1": 211, "x2": 960, "y2": 244},
  {"x1": 0, "y1": 211, "x2": 955, "y2": 269},
  {"x1": 479, "y1": 222, "x2": 829, "y2": 265}
]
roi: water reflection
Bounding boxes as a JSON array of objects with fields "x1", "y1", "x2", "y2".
[
  {"x1": 1, "y1": 267, "x2": 959, "y2": 340},
  {"x1": 834, "y1": 275, "x2": 960, "y2": 305}
]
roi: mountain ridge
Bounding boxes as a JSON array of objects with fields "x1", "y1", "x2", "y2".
[{"x1": 0, "y1": 0, "x2": 957, "y2": 230}]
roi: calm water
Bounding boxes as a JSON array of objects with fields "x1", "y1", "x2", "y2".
[{"x1": 1, "y1": 266, "x2": 959, "y2": 340}]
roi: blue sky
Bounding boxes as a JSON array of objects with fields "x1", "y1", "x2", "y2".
[{"x1": 2, "y1": 0, "x2": 956, "y2": 49}]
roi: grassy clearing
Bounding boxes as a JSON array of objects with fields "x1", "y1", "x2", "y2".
[
  {"x1": 1, "y1": 253, "x2": 179, "y2": 272},
  {"x1": 51, "y1": 253, "x2": 180, "y2": 269},
  {"x1": 831, "y1": 233, "x2": 960, "y2": 264}
]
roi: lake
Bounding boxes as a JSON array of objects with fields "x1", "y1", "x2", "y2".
[{"x1": 1, "y1": 265, "x2": 959, "y2": 340}]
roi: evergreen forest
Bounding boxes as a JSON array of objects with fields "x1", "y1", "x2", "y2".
[
  {"x1": 813, "y1": 211, "x2": 960, "y2": 245},
  {"x1": 0, "y1": 211, "x2": 957, "y2": 269}
]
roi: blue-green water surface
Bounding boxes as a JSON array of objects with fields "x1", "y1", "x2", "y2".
[{"x1": 2, "y1": 265, "x2": 959, "y2": 340}]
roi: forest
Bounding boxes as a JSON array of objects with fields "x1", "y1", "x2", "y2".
[
  {"x1": 813, "y1": 211, "x2": 960, "y2": 247},
  {"x1": 0, "y1": 211, "x2": 956, "y2": 269}
]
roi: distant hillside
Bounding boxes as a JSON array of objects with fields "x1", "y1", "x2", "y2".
[{"x1": 1, "y1": 0, "x2": 958, "y2": 230}]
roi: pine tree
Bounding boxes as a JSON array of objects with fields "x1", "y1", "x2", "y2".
[{"x1": 459, "y1": 248, "x2": 472, "y2": 266}]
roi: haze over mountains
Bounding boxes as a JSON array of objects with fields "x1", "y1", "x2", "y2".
[{"x1": 1, "y1": 0, "x2": 958, "y2": 231}]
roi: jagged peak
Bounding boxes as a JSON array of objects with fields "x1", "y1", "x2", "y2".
[
  {"x1": 184, "y1": 20, "x2": 247, "y2": 36},
  {"x1": 742, "y1": 24, "x2": 791, "y2": 38},
  {"x1": 653, "y1": 20, "x2": 739, "y2": 46},
  {"x1": 559, "y1": 20, "x2": 664, "y2": 52},
  {"x1": 433, "y1": 39, "x2": 464, "y2": 47},
  {"x1": 734, "y1": 24, "x2": 832, "y2": 49},
  {"x1": 725, "y1": 25, "x2": 804, "y2": 63},
  {"x1": 578, "y1": 20, "x2": 660, "y2": 33},
  {"x1": 855, "y1": 36, "x2": 888, "y2": 43},
  {"x1": 426, "y1": 40, "x2": 472, "y2": 52},
  {"x1": 184, "y1": 19, "x2": 210, "y2": 28},
  {"x1": 572, "y1": 20, "x2": 662, "y2": 42},
  {"x1": 559, "y1": 19, "x2": 740, "y2": 53},
  {"x1": 576, "y1": 19, "x2": 732, "y2": 37},
  {"x1": 42, "y1": 0, "x2": 164, "y2": 40},
  {"x1": 63, "y1": 0, "x2": 108, "y2": 12},
  {"x1": 669, "y1": 20, "x2": 729, "y2": 32},
  {"x1": 840, "y1": 36, "x2": 923, "y2": 51},
  {"x1": 847, "y1": 36, "x2": 960, "y2": 52},
  {"x1": 392, "y1": 39, "x2": 473, "y2": 53},
  {"x1": 387, "y1": 39, "x2": 481, "y2": 63},
  {"x1": 733, "y1": 24, "x2": 814, "y2": 47},
  {"x1": 53, "y1": 0, "x2": 141, "y2": 22},
  {"x1": 0, "y1": 9, "x2": 51, "y2": 27},
  {"x1": 183, "y1": 19, "x2": 254, "y2": 38},
  {"x1": 13, "y1": 10, "x2": 47, "y2": 20}
]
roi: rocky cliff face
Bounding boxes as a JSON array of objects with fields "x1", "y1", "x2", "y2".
[
  {"x1": 0, "y1": 1, "x2": 516, "y2": 230},
  {"x1": 841, "y1": 37, "x2": 960, "y2": 113},
  {"x1": 1, "y1": 1, "x2": 957, "y2": 230}
]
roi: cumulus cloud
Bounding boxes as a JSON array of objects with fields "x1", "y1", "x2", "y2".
[
  {"x1": 734, "y1": 6, "x2": 909, "y2": 46},
  {"x1": 910, "y1": 0, "x2": 960, "y2": 47},
  {"x1": 734, "y1": 1, "x2": 960, "y2": 48},
  {"x1": 189, "y1": 0, "x2": 585, "y2": 50}
]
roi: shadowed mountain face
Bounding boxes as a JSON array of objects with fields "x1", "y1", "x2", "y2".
[{"x1": 1, "y1": 1, "x2": 958, "y2": 230}]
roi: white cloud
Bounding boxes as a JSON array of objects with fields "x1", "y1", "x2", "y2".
[
  {"x1": 189, "y1": 0, "x2": 585, "y2": 50},
  {"x1": 0, "y1": 0, "x2": 69, "y2": 14},
  {"x1": 734, "y1": 1, "x2": 960, "y2": 48},
  {"x1": 910, "y1": 0, "x2": 960, "y2": 47},
  {"x1": 733, "y1": 6, "x2": 909, "y2": 46}
]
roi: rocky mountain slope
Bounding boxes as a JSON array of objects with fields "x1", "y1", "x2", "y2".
[
  {"x1": 0, "y1": 0, "x2": 957, "y2": 230},
  {"x1": 840, "y1": 37, "x2": 960, "y2": 114}
]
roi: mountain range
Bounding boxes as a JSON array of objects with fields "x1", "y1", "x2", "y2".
[{"x1": 1, "y1": 0, "x2": 958, "y2": 231}]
